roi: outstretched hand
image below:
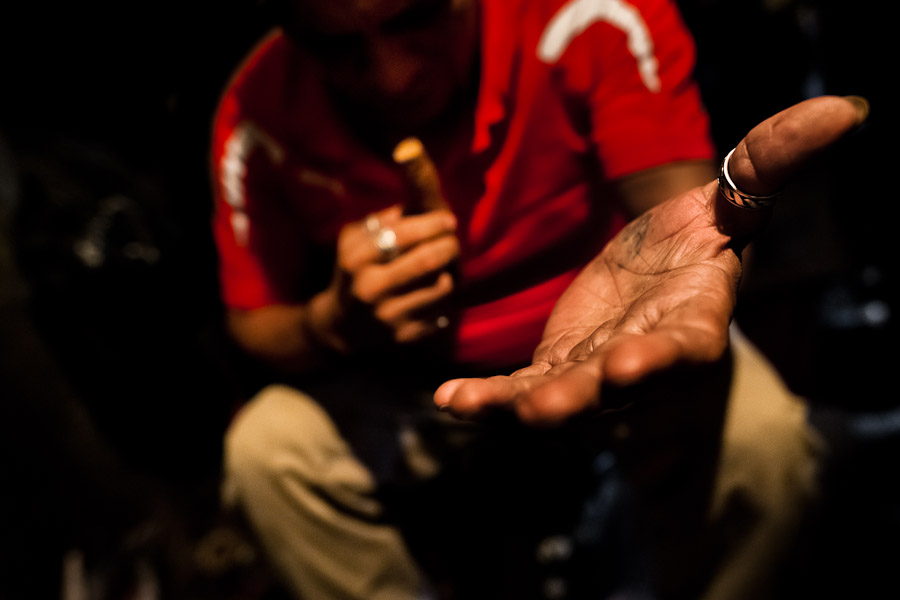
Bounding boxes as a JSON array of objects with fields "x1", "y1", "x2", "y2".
[{"x1": 434, "y1": 95, "x2": 869, "y2": 425}]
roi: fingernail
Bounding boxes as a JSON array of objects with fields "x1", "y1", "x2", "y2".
[
  {"x1": 842, "y1": 95, "x2": 870, "y2": 125},
  {"x1": 435, "y1": 402, "x2": 451, "y2": 412}
]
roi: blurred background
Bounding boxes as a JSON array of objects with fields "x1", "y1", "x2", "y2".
[{"x1": 0, "y1": 0, "x2": 895, "y2": 598}]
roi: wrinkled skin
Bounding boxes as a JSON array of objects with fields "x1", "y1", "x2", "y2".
[{"x1": 434, "y1": 95, "x2": 869, "y2": 425}]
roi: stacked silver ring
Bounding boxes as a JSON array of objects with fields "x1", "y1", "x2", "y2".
[
  {"x1": 364, "y1": 214, "x2": 399, "y2": 261},
  {"x1": 718, "y1": 148, "x2": 779, "y2": 209}
]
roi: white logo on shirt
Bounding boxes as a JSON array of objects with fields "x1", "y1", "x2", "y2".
[
  {"x1": 537, "y1": 0, "x2": 661, "y2": 92},
  {"x1": 220, "y1": 121, "x2": 285, "y2": 245}
]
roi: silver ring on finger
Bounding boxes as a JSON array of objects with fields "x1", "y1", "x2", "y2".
[
  {"x1": 718, "y1": 147, "x2": 779, "y2": 209},
  {"x1": 373, "y1": 226, "x2": 399, "y2": 261},
  {"x1": 363, "y1": 213, "x2": 399, "y2": 261}
]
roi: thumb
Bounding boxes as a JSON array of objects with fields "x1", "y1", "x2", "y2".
[{"x1": 715, "y1": 95, "x2": 869, "y2": 240}]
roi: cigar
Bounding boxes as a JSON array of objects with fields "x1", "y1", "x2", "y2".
[{"x1": 392, "y1": 137, "x2": 448, "y2": 214}]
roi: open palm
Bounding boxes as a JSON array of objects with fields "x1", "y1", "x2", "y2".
[{"x1": 435, "y1": 95, "x2": 868, "y2": 424}]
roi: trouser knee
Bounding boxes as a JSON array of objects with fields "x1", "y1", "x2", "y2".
[{"x1": 222, "y1": 383, "x2": 379, "y2": 517}]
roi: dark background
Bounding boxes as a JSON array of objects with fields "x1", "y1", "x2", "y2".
[{"x1": 1, "y1": 1, "x2": 896, "y2": 598}]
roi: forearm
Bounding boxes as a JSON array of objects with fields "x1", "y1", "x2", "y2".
[
  {"x1": 614, "y1": 159, "x2": 716, "y2": 217},
  {"x1": 226, "y1": 288, "x2": 346, "y2": 374}
]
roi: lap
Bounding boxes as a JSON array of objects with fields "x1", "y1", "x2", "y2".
[{"x1": 224, "y1": 333, "x2": 824, "y2": 599}]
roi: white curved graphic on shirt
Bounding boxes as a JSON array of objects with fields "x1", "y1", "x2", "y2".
[
  {"x1": 220, "y1": 121, "x2": 285, "y2": 246},
  {"x1": 537, "y1": 0, "x2": 660, "y2": 92}
]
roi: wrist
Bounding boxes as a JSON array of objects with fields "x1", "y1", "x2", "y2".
[{"x1": 304, "y1": 288, "x2": 350, "y2": 356}]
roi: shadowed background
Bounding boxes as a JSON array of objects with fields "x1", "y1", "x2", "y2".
[{"x1": 1, "y1": 1, "x2": 895, "y2": 598}]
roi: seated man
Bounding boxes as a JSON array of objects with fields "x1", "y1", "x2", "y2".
[{"x1": 210, "y1": 0, "x2": 867, "y2": 597}]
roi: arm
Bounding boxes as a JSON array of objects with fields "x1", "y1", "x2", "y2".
[
  {"x1": 613, "y1": 159, "x2": 716, "y2": 218},
  {"x1": 434, "y1": 95, "x2": 868, "y2": 424},
  {"x1": 225, "y1": 291, "x2": 341, "y2": 374}
]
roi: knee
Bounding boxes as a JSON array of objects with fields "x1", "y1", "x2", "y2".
[
  {"x1": 728, "y1": 339, "x2": 823, "y2": 476},
  {"x1": 223, "y1": 384, "x2": 293, "y2": 494},
  {"x1": 714, "y1": 339, "x2": 828, "y2": 521},
  {"x1": 727, "y1": 409, "x2": 819, "y2": 485},
  {"x1": 222, "y1": 384, "x2": 378, "y2": 513},
  {"x1": 716, "y1": 394, "x2": 825, "y2": 526}
]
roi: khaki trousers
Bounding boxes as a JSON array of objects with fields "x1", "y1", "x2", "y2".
[{"x1": 223, "y1": 328, "x2": 824, "y2": 600}]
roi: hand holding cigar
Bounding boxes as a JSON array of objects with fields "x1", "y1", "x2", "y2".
[{"x1": 391, "y1": 136, "x2": 458, "y2": 332}]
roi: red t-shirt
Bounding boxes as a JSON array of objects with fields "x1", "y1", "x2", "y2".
[{"x1": 210, "y1": 0, "x2": 714, "y2": 368}]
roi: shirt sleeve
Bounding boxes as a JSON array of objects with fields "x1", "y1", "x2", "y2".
[
  {"x1": 210, "y1": 76, "x2": 306, "y2": 311},
  {"x1": 544, "y1": 0, "x2": 715, "y2": 180}
]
